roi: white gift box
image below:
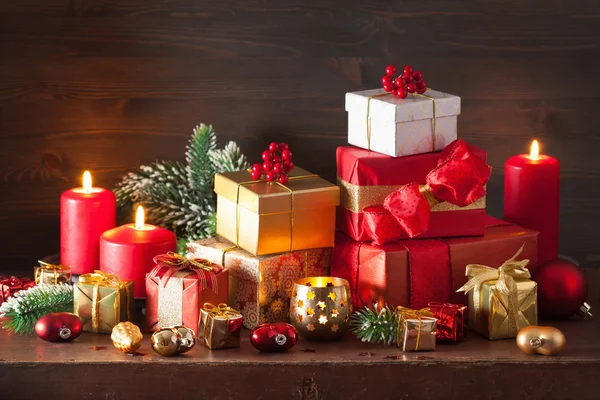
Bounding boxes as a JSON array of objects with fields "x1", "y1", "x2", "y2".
[{"x1": 345, "y1": 88, "x2": 461, "y2": 157}]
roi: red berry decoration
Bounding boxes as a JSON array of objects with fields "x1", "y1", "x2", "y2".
[
  {"x1": 533, "y1": 259, "x2": 588, "y2": 319},
  {"x1": 278, "y1": 174, "x2": 289, "y2": 185},
  {"x1": 385, "y1": 64, "x2": 397, "y2": 77},
  {"x1": 251, "y1": 323, "x2": 298, "y2": 353},
  {"x1": 35, "y1": 312, "x2": 83, "y2": 342},
  {"x1": 250, "y1": 143, "x2": 295, "y2": 183},
  {"x1": 381, "y1": 64, "x2": 427, "y2": 98}
]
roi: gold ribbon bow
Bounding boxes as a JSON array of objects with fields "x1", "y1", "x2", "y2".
[
  {"x1": 36, "y1": 260, "x2": 71, "y2": 284},
  {"x1": 396, "y1": 306, "x2": 434, "y2": 350},
  {"x1": 456, "y1": 245, "x2": 530, "y2": 337},
  {"x1": 203, "y1": 302, "x2": 240, "y2": 318},
  {"x1": 79, "y1": 270, "x2": 130, "y2": 334}
]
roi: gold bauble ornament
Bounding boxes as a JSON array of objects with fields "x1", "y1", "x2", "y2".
[
  {"x1": 150, "y1": 326, "x2": 196, "y2": 356},
  {"x1": 516, "y1": 325, "x2": 566, "y2": 356},
  {"x1": 111, "y1": 322, "x2": 143, "y2": 354}
]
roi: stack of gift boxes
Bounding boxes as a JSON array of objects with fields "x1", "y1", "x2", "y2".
[{"x1": 186, "y1": 77, "x2": 539, "y2": 345}]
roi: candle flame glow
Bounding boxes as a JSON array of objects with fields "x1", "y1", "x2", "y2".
[
  {"x1": 530, "y1": 140, "x2": 540, "y2": 160},
  {"x1": 82, "y1": 171, "x2": 92, "y2": 193},
  {"x1": 135, "y1": 206, "x2": 145, "y2": 230}
]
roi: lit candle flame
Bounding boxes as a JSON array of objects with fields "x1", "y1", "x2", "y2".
[
  {"x1": 529, "y1": 140, "x2": 540, "y2": 160},
  {"x1": 82, "y1": 171, "x2": 92, "y2": 193},
  {"x1": 134, "y1": 206, "x2": 145, "y2": 230}
]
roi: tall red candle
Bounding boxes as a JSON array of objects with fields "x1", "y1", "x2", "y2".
[
  {"x1": 61, "y1": 171, "x2": 116, "y2": 275},
  {"x1": 504, "y1": 140, "x2": 560, "y2": 265},
  {"x1": 100, "y1": 206, "x2": 176, "y2": 298}
]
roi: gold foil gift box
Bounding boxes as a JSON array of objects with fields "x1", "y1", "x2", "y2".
[
  {"x1": 34, "y1": 261, "x2": 72, "y2": 285},
  {"x1": 188, "y1": 236, "x2": 331, "y2": 329},
  {"x1": 74, "y1": 271, "x2": 134, "y2": 334},
  {"x1": 198, "y1": 303, "x2": 243, "y2": 349},
  {"x1": 396, "y1": 307, "x2": 437, "y2": 352},
  {"x1": 214, "y1": 167, "x2": 339, "y2": 256},
  {"x1": 457, "y1": 245, "x2": 537, "y2": 340}
]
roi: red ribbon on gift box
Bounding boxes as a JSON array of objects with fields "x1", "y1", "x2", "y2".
[
  {"x1": 0, "y1": 276, "x2": 35, "y2": 303},
  {"x1": 363, "y1": 139, "x2": 491, "y2": 244}
]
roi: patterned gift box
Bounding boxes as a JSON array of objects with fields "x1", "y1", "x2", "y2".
[{"x1": 188, "y1": 237, "x2": 330, "y2": 329}]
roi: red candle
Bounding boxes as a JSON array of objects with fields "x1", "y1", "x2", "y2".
[
  {"x1": 100, "y1": 206, "x2": 176, "y2": 298},
  {"x1": 61, "y1": 171, "x2": 116, "y2": 275},
  {"x1": 504, "y1": 140, "x2": 560, "y2": 265}
]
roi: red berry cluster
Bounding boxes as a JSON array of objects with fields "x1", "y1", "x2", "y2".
[
  {"x1": 381, "y1": 64, "x2": 427, "y2": 98},
  {"x1": 250, "y1": 142, "x2": 294, "y2": 184}
]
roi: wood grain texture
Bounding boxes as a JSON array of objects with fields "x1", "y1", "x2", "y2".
[{"x1": 1, "y1": 0, "x2": 599, "y2": 269}]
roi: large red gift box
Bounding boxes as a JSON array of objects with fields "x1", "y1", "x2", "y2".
[
  {"x1": 336, "y1": 144, "x2": 488, "y2": 242},
  {"x1": 331, "y1": 217, "x2": 539, "y2": 310}
]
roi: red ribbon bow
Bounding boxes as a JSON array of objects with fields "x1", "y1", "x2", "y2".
[
  {"x1": 364, "y1": 139, "x2": 491, "y2": 244},
  {"x1": 149, "y1": 252, "x2": 224, "y2": 291}
]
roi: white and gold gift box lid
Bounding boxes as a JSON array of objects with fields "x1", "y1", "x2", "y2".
[{"x1": 345, "y1": 88, "x2": 461, "y2": 158}]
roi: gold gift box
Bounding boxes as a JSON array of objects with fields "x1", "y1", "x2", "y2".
[
  {"x1": 467, "y1": 278, "x2": 537, "y2": 340},
  {"x1": 188, "y1": 236, "x2": 331, "y2": 329},
  {"x1": 34, "y1": 262, "x2": 72, "y2": 285},
  {"x1": 73, "y1": 272, "x2": 134, "y2": 334},
  {"x1": 398, "y1": 316, "x2": 437, "y2": 352},
  {"x1": 214, "y1": 167, "x2": 340, "y2": 256},
  {"x1": 198, "y1": 304, "x2": 243, "y2": 349}
]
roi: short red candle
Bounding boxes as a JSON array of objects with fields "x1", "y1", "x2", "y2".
[
  {"x1": 504, "y1": 140, "x2": 560, "y2": 265},
  {"x1": 99, "y1": 206, "x2": 176, "y2": 298},
  {"x1": 61, "y1": 171, "x2": 116, "y2": 275}
]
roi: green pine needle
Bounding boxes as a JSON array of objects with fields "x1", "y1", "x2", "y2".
[
  {"x1": 114, "y1": 124, "x2": 249, "y2": 243},
  {"x1": 0, "y1": 284, "x2": 74, "y2": 335},
  {"x1": 350, "y1": 303, "x2": 398, "y2": 345}
]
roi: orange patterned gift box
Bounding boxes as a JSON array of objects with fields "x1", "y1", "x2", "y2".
[{"x1": 188, "y1": 237, "x2": 330, "y2": 329}]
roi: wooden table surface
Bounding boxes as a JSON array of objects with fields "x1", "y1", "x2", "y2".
[{"x1": 1, "y1": 271, "x2": 599, "y2": 400}]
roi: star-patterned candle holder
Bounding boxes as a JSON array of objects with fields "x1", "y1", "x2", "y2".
[{"x1": 290, "y1": 277, "x2": 351, "y2": 341}]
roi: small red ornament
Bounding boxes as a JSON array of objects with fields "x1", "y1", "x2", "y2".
[
  {"x1": 262, "y1": 161, "x2": 273, "y2": 171},
  {"x1": 279, "y1": 142, "x2": 289, "y2": 151},
  {"x1": 385, "y1": 64, "x2": 397, "y2": 77},
  {"x1": 382, "y1": 64, "x2": 427, "y2": 98},
  {"x1": 251, "y1": 143, "x2": 295, "y2": 183},
  {"x1": 261, "y1": 150, "x2": 272, "y2": 162},
  {"x1": 283, "y1": 161, "x2": 294, "y2": 171},
  {"x1": 265, "y1": 171, "x2": 275, "y2": 182},
  {"x1": 533, "y1": 259, "x2": 588, "y2": 319},
  {"x1": 35, "y1": 312, "x2": 83, "y2": 342},
  {"x1": 252, "y1": 163, "x2": 262, "y2": 173},
  {"x1": 281, "y1": 149, "x2": 292, "y2": 161},
  {"x1": 251, "y1": 323, "x2": 298, "y2": 352},
  {"x1": 273, "y1": 163, "x2": 284, "y2": 175},
  {"x1": 268, "y1": 142, "x2": 279, "y2": 152}
]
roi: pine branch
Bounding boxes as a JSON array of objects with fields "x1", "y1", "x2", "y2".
[
  {"x1": 0, "y1": 284, "x2": 74, "y2": 335},
  {"x1": 209, "y1": 141, "x2": 251, "y2": 173},
  {"x1": 350, "y1": 304, "x2": 398, "y2": 345},
  {"x1": 186, "y1": 124, "x2": 218, "y2": 194}
]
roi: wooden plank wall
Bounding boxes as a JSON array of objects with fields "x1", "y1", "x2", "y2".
[{"x1": 1, "y1": 0, "x2": 599, "y2": 270}]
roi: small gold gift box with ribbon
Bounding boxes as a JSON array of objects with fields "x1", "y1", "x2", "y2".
[
  {"x1": 396, "y1": 306, "x2": 437, "y2": 352},
  {"x1": 214, "y1": 167, "x2": 339, "y2": 256},
  {"x1": 457, "y1": 245, "x2": 537, "y2": 340},
  {"x1": 198, "y1": 303, "x2": 243, "y2": 349},
  {"x1": 34, "y1": 261, "x2": 72, "y2": 285},
  {"x1": 74, "y1": 271, "x2": 134, "y2": 334}
]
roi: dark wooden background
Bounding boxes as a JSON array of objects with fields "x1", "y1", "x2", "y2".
[{"x1": 1, "y1": 0, "x2": 599, "y2": 271}]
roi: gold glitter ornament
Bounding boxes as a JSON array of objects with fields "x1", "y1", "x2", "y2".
[{"x1": 111, "y1": 322, "x2": 143, "y2": 354}]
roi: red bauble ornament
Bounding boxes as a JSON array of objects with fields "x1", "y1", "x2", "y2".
[
  {"x1": 283, "y1": 161, "x2": 294, "y2": 171},
  {"x1": 251, "y1": 323, "x2": 298, "y2": 352},
  {"x1": 35, "y1": 312, "x2": 83, "y2": 342},
  {"x1": 406, "y1": 82, "x2": 416, "y2": 93},
  {"x1": 279, "y1": 142, "x2": 289, "y2": 151},
  {"x1": 533, "y1": 259, "x2": 588, "y2": 319},
  {"x1": 281, "y1": 149, "x2": 292, "y2": 161},
  {"x1": 272, "y1": 163, "x2": 284, "y2": 175},
  {"x1": 382, "y1": 75, "x2": 391, "y2": 86},
  {"x1": 383, "y1": 82, "x2": 393, "y2": 93},
  {"x1": 396, "y1": 86, "x2": 407, "y2": 99},
  {"x1": 412, "y1": 70, "x2": 423, "y2": 81},
  {"x1": 265, "y1": 171, "x2": 275, "y2": 182},
  {"x1": 261, "y1": 150, "x2": 272, "y2": 162},
  {"x1": 385, "y1": 65, "x2": 397, "y2": 77},
  {"x1": 262, "y1": 161, "x2": 273, "y2": 172},
  {"x1": 252, "y1": 163, "x2": 262, "y2": 172}
]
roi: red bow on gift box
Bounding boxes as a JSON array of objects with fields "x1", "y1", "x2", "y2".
[
  {"x1": 150, "y1": 252, "x2": 224, "y2": 292},
  {"x1": 363, "y1": 139, "x2": 491, "y2": 244},
  {"x1": 0, "y1": 276, "x2": 35, "y2": 303}
]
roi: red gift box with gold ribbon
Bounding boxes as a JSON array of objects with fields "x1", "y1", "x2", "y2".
[
  {"x1": 331, "y1": 217, "x2": 539, "y2": 311},
  {"x1": 336, "y1": 140, "x2": 488, "y2": 243},
  {"x1": 0, "y1": 276, "x2": 35, "y2": 303}
]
